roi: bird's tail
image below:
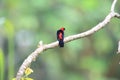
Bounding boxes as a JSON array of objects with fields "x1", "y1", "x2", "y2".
[{"x1": 59, "y1": 40, "x2": 64, "y2": 47}]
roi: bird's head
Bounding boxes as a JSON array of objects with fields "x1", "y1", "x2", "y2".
[{"x1": 60, "y1": 27, "x2": 65, "y2": 31}]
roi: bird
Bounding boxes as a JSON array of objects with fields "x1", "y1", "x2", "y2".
[{"x1": 57, "y1": 27, "x2": 65, "y2": 47}]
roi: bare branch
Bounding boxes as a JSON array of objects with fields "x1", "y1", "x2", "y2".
[
  {"x1": 117, "y1": 41, "x2": 120, "y2": 54},
  {"x1": 16, "y1": 0, "x2": 120, "y2": 80},
  {"x1": 111, "y1": 0, "x2": 117, "y2": 12},
  {"x1": 64, "y1": 12, "x2": 119, "y2": 43},
  {"x1": 114, "y1": 12, "x2": 120, "y2": 18}
]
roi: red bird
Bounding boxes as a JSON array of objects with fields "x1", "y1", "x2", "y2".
[{"x1": 57, "y1": 27, "x2": 65, "y2": 47}]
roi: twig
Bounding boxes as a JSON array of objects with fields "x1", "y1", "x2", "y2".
[
  {"x1": 111, "y1": 0, "x2": 117, "y2": 12},
  {"x1": 117, "y1": 41, "x2": 120, "y2": 54},
  {"x1": 16, "y1": 0, "x2": 120, "y2": 80}
]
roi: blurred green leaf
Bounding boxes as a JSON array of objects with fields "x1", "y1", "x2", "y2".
[
  {"x1": 4, "y1": 19, "x2": 14, "y2": 37},
  {"x1": 4, "y1": 19, "x2": 15, "y2": 80},
  {"x1": 0, "y1": 48, "x2": 5, "y2": 80}
]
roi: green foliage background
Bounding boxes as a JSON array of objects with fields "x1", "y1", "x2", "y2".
[{"x1": 0, "y1": 0, "x2": 120, "y2": 80}]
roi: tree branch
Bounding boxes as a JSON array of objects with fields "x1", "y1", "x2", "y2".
[
  {"x1": 16, "y1": 0, "x2": 120, "y2": 80},
  {"x1": 111, "y1": 0, "x2": 117, "y2": 12},
  {"x1": 117, "y1": 41, "x2": 120, "y2": 54}
]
